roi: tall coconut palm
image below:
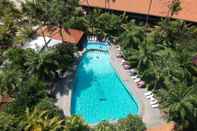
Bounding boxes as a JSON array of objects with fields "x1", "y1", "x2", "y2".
[
  {"x1": 166, "y1": 0, "x2": 182, "y2": 21},
  {"x1": 119, "y1": 21, "x2": 145, "y2": 49},
  {"x1": 145, "y1": 0, "x2": 153, "y2": 27},
  {"x1": 169, "y1": 0, "x2": 182, "y2": 17},
  {"x1": 159, "y1": 84, "x2": 197, "y2": 130}
]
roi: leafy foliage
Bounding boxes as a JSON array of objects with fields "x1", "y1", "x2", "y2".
[
  {"x1": 117, "y1": 115, "x2": 146, "y2": 131},
  {"x1": 0, "y1": 112, "x2": 18, "y2": 131},
  {"x1": 94, "y1": 121, "x2": 116, "y2": 131},
  {"x1": 119, "y1": 19, "x2": 197, "y2": 130},
  {"x1": 159, "y1": 85, "x2": 197, "y2": 130},
  {"x1": 64, "y1": 116, "x2": 90, "y2": 131}
]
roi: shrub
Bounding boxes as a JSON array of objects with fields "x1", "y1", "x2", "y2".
[
  {"x1": 94, "y1": 121, "x2": 116, "y2": 131},
  {"x1": 117, "y1": 115, "x2": 146, "y2": 131},
  {"x1": 64, "y1": 116, "x2": 90, "y2": 131}
]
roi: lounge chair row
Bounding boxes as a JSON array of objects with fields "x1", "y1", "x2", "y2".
[
  {"x1": 115, "y1": 46, "x2": 145, "y2": 88},
  {"x1": 144, "y1": 91, "x2": 159, "y2": 108},
  {"x1": 115, "y1": 46, "x2": 159, "y2": 108},
  {"x1": 87, "y1": 36, "x2": 97, "y2": 41}
]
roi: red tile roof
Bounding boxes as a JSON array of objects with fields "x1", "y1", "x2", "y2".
[
  {"x1": 80, "y1": 0, "x2": 197, "y2": 23},
  {"x1": 147, "y1": 122, "x2": 176, "y2": 131},
  {"x1": 37, "y1": 26, "x2": 84, "y2": 45},
  {"x1": 0, "y1": 95, "x2": 12, "y2": 103}
]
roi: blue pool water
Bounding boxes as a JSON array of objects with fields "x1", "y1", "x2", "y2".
[
  {"x1": 84, "y1": 41, "x2": 108, "y2": 51},
  {"x1": 71, "y1": 41, "x2": 139, "y2": 124}
]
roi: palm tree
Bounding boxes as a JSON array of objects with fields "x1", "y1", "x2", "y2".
[
  {"x1": 95, "y1": 121, "x2": 115, "y2": 131},
  {"x1": 24, "y1": 50, "x2": 59, "y2": 81},
  {"x1": 166, "y1": 0, "x2": 182, "y2": 21},
  {"x1": 117, "y1": 115, "x2": 146, "y2": 131},
  {"x1": 169, "y1": 0, "x2": 182, "y2": 17},
  {"x1": 0, "y1": 69, "x2": 23, "y2": 97},
  {"x1": 145, "y1": 0, "x2": 153, "y2": 27},
  {"x1": 0, "y1": 15, "x2": 18, "y2": 47},
  {"x1": 20, "y1": 108, "x2": 63, "y2": 131},
  {"x1": 64, "y1": 116, "x2": 89, "y2": 131},
  {"x1": 119, "y1": 21, "x2": 145, "y2": 49},
  {"x1": 159, "y1": 84, "x2": 197, "y2": 130}
]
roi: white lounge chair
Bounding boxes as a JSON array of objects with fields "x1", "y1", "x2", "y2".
[
  {"x1": 131, "y1": 75, "x2": 138, "y2": 79},
  {"x1": 128, "y1": 71, "x2": 137, "y2": 76},
  {"x1": 144, "y1": 91, "x2": 152, "y2": 96},
  {"x1": 133, "y1": 78, "x2": 141, "y2": 83},
  {"x1": 121, "y1": 60, "x2": 129, "y2": 65},
  {"x1": 128, "y1": 69, "x2": 137, "y2": 74},
  {"x1": 146, "y1": 94, "x2": 154, "y2": 99},
  {"x1": 150, "y1": 96, "x2": 156, "y2": 101},
  {"x1": 116, "y1": 53, "x2": 122, "y2": 58},
  {"x1": 152, "y1": 104, "x2": 159, "y2": 108},
  {"x1": 117, "y1": 47, "x2": 121, "y2": 51},
  {"x1": 150, "y1": 99, "x2": 158, "y2": 105},
  {"x1": 90, "y1": 36, "x2": 93, "y2": 40},
  {"x1": 121, "y1": 59, "x2": 125, "y2": 64}
]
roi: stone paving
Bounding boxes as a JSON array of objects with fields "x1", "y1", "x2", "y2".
[
  {"x1": 54, "y1": 77, "x2": 71, "y2": 116},
  {"x1": 109, "y1": 45, "x2": 165, "y2": 127}
]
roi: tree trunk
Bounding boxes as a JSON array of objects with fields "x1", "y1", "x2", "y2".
[
  {"x1": 145, "y1": 0, "x2": 152, "y2": 27},
  {"x1": 39, "y1": 22, "x2": 48, "y2": 46},
  {"x1": 59, "y1": 25, "x2": 65, "y2": 43},
  {"x1": 105, "y1": 0, "x2": 107, "y2": 11},
  {"x1": 86, "y1": 0, "x2": 94, "y2": 34},
  {"x1": 39, "y1": 24, "x2": 51, "y2": 52}
]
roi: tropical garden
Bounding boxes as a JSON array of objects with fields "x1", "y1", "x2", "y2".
[{"x1": 0, "y1": 0, "x2": 196, "y2": 131}]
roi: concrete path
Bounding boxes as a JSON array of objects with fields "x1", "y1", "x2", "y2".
[
  {"x1": 109, "y1": 45, "x2": 165, "y2": 127},
  {"x1": 54, "y1": 77, "x2": 72, "y2": 116},
  {"x1": 54, "y1": 52, "x2": 81, "y2": 116}
]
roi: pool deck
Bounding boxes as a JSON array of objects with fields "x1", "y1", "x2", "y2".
[
  {"x1": 109, "y1": 45, "x2": 165, "y2": 127},
  {"x1": 55, "y1": 44, "x2": 165, "y2": 128},
  {"x1": 54, "y1": 52, "x2": 81, "y2": 116}
]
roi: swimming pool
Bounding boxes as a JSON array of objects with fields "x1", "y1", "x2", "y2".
[{"x1": 71, "y1": 41, "x2": 139, "y2": 124}]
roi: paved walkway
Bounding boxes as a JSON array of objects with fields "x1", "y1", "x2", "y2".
[
  {"x1": 54, "y1": 52, "x2": 81, "y2": 116},
  {"x1": 109, "y1": 45, "x2": 165, "y2": 127},
  {"x1": 54, "y1": 77, "x2": 72, "y2": 116}
]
